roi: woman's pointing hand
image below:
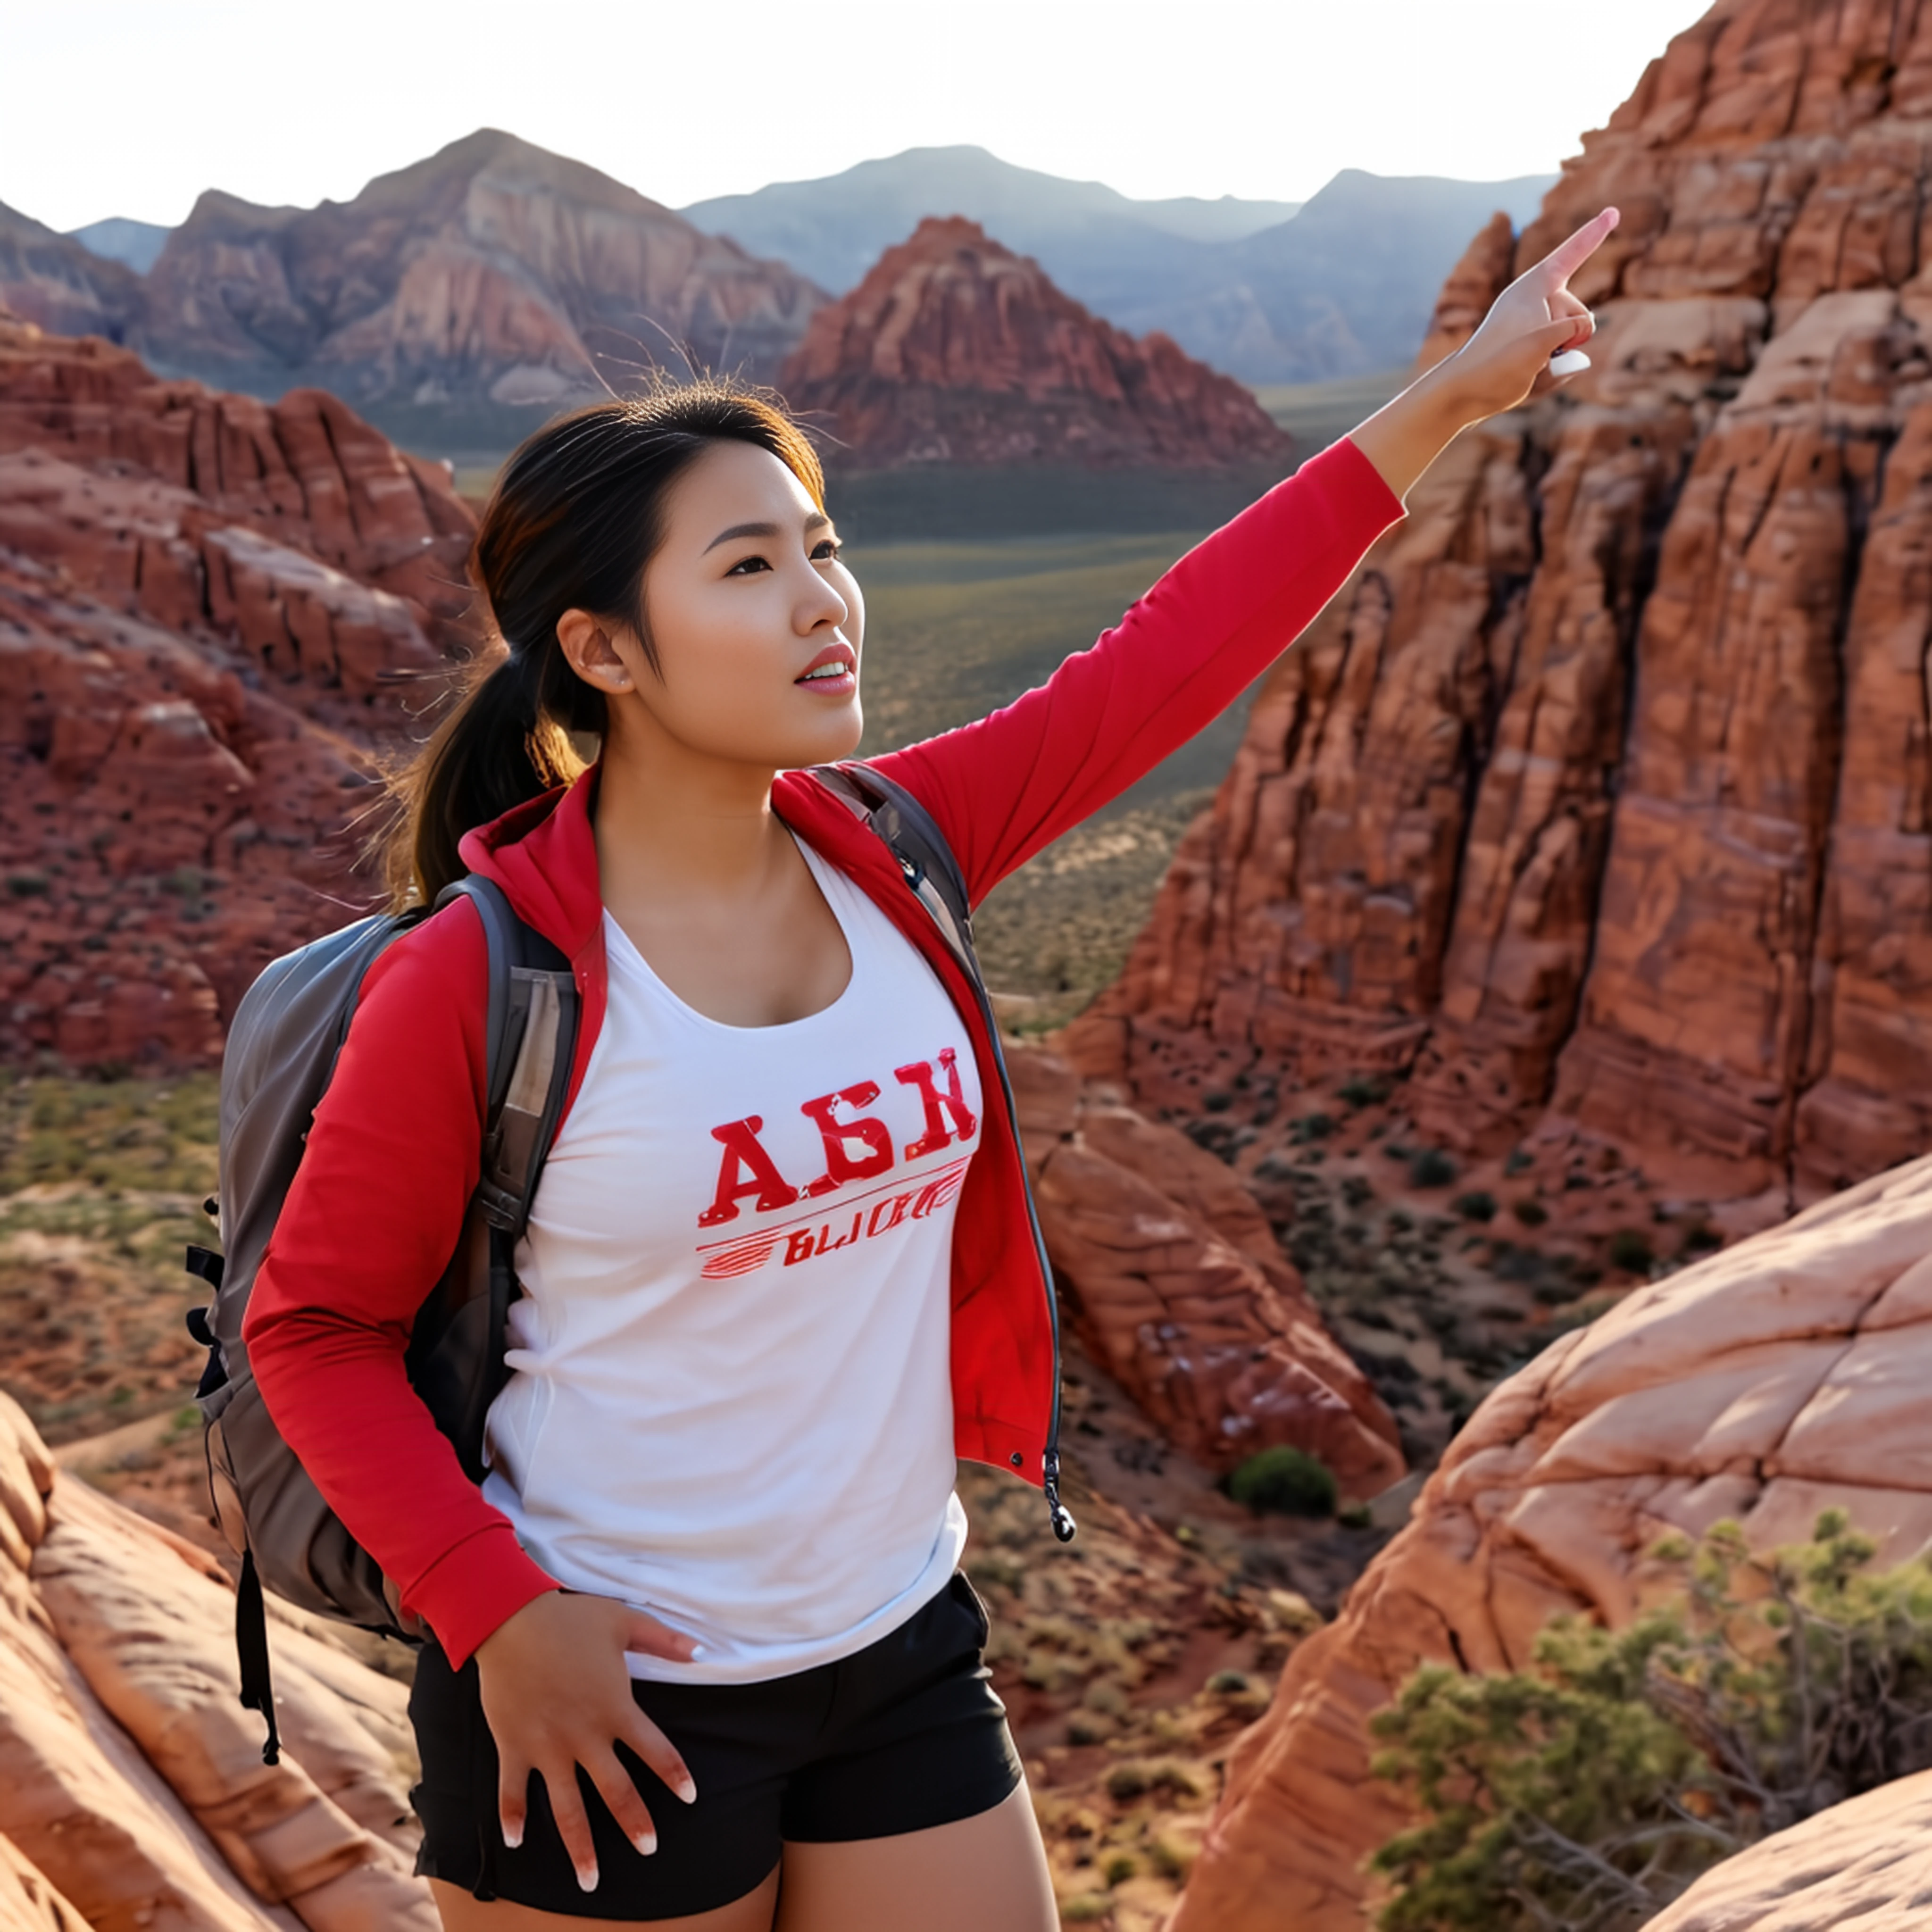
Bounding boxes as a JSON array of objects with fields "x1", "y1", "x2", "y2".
[
  {"x1": 1451, "y1": 206, "x2": 1622, "y2": 417},
  {"x1": 1349, "y1": 206, "x2": 1620, "y2": 503}
]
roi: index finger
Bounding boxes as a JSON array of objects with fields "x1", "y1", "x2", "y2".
[{"x1": 1534, "y1": 207, "x2": 1621, "y2": 288}]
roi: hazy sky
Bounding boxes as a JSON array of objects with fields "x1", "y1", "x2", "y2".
[{"x1": 8, "y1": 0, "x2": 1715, "y2": 232}]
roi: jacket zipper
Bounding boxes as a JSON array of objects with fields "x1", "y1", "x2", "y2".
[{"x1": 959, "y1": 958, "x2": 1075, "y2": 1542}]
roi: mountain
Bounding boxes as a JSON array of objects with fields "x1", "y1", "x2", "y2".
[
  {"x1": 0, "y1": 200, "x2": 140, "y2": 341},
  {"x1": 66, "y1": 216, "x2": 171, "y2": 274},
  {"x1": 778, "y1": 217, "x2": 1291, "y2": 469},
  {"x1": 134, "y1": 129, "x2": 828, "y2": 446},
  {"x1": 687, "y1": 146, "x2": 1552, "y2": 383},
  {"x1": 1095, "y1": 167, "x2": 1557, "y2": 383},
  {"x1": 683, "y1": 144, "x2": 1301, "y2": 295}
]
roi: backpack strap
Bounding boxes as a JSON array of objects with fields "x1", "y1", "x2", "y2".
[
  {"x1": 434, "y1": 876, "x2": 580, "y2": 1238},
  {"x1": 811, "y1": 762, "x2": 977, "y2": 978}
]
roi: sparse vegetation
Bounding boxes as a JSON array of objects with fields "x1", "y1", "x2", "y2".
[
  {"x1": 1452, "y1": 1191, "x2": 1496, "y2": 1223},
  {"x1": 1608, "y1": 1229, "x2": 1654, "y2": 1275},
  {"x1": 1369, "y1": 1512, "x2": 1932, "y2": 1930},
  {"x1": 1408, "y1": 1149, "x2": 1457, "y2": 1190},
  {"x1": 1228, "y1": 1446, "x2": 1338, "y2": 1519}
]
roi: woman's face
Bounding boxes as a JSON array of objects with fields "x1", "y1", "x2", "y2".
[{"x1": 597, "y1": 438, "x2": 865, "y2": 774}]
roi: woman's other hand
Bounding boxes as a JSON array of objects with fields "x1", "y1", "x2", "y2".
[
  {"x1": 1350, "y1": 206, "x2": 1620, "y2": 502},
  {"x1": 473, "y1": 1590, "x2": 700, "y2": 1893}
]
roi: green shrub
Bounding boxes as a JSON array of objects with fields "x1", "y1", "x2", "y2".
[
  {"x1": 1369, "y1": 1511, "x2": 1932, "y2": 1930},
  {"x1": 1608, "y1": 1229, "x2": 1654, "y2": 1274},
  {"x1": 1514, "y1": 1197, "x2": 1549, "y2": 1227},
  {"x1": 1339, "y1": 1074, "x2": 1391, "y2": 1107},
  {"x1": 1408, "y1": 1148, "x2": 1457, "y2": 1189},
  {"x1": 1453, "y1": 1190, "x2": 1497, "y2": 1223},
  {"x1": 1291, "y1": 1111, "x2": 1335, "y2": 1142},
  {"x1": 1228, "y1": 1446, "x2": 1338, "y2": 1518}
]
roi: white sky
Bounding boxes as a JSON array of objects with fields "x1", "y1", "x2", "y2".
[{"x1": 7, "y1": 0, "x2": 1715, "y2": 232}]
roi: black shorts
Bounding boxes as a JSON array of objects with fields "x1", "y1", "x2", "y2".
[{"x1": 409, "y1": 1572, "x2": 1023, "y2": 1920}]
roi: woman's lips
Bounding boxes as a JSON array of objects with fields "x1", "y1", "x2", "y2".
[{"x1": 796, "y1": 642, "x2": 857, "y2": 692}]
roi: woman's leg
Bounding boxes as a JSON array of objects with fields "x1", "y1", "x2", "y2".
[
  {"x1": 772, "y1": 1784, "x2": 1056, "y2": 1932},
  {"x1": 429, "y1": 1869, "x2": 780, "y2": 1932}
]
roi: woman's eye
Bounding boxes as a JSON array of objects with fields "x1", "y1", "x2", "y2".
[
  {"x1": 724, "y1": 555, "x2": 771, "y2": 576},
  {"x1": 812, "y1": 539, "x2": 843, "y2": 563}
]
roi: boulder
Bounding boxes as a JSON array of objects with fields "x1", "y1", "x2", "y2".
[
  {"x1": 1172, "y1": 1150, "x2": 1932, "y2": 1931},
  {"x1": 1012, "y1": 1046, "x2": 1402, "y2": 1494}
]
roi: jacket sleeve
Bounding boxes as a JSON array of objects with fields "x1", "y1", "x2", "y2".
[
  {"x1": 867, "y1": 436, "x2": 1404, "y2": 904},
  {"x1": 242, "y1": 898, "x2": 559, "y2": 1666}
]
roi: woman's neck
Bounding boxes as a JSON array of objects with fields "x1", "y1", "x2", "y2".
[{"x1": 590, "y1": 732, "x2": 790, "y2": 912}]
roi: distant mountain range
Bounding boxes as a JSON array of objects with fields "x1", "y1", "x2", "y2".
[
  {"x1": 7, "y1": 133, "x2": 1558, "y2": 450},
  {"x1": 683, "y1": 147, "x2": 1555, "y2": 383},
  {"x1": 682, "y1": 145, "x2": 1302, "y2": 296}
]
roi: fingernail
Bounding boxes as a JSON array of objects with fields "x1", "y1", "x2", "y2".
[
  {"x1": 502, "y1": 1820, "x2": 523, "y2": 1849},
  {"x1": 675, "y1": 1774, "x2": 697, "y2": 1805},
  {"x1": 686, "y1": 1642, "x2": 704, "y2": 1659},
  {"x1": 576, "y1": 1865, "x2": 599, "y2": 1893},
  {"x1": 633, "y1": 1831, "x2": 658, "y2": 1857}
]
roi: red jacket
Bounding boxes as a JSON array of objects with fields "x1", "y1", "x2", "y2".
[{"x1": 244, "y1": 437, "x2": 1402, "y2": 1667}]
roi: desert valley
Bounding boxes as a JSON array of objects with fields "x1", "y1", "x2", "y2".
[{"x1": 11, "y1": 1, "x2": 1932, "y2": 1927}]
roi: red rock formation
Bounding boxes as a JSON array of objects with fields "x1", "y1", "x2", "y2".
[
  {"x1": 137, "y1": 130, "x2": 826, "y2": 420},
  {"x1": 1644, "y1": 1769, "x2": 1932, "y2": 1931},
  {"x1": 0, "y1": 314, "x2": 477, "y2": 1068},
  {"x1": 1011, "y1": 1047, "x2": 1403, "y2": 1496},
  {"x1": 1173, "y1": 1149, "x2": 1932, "y2": 1931},
  {"x1": 779, "y1": 217, "x2": 1291, "y2": 467},
  {"x1": 0, "y1": 1393, "x2": 437, "y2": 1929},
  {"x1": 1068, "y1": 0, "x2": 1932, "y2": 1204}
]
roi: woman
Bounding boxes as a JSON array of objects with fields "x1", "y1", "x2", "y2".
[{"x1": 244, "y1": 208, "x2": 1616, "y2": 1931}]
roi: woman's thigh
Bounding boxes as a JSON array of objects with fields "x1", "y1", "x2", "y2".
[
  {"x1": 429, "y1": 1869, "x2": 780, "y2": 1932},
  {"x1": 773, "y1": 1784, "x2": 1056, "y2": 1932}
]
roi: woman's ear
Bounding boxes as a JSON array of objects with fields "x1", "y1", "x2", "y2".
[{"x1": 556, "y1": 608, "x2": 636, "y2": 692}]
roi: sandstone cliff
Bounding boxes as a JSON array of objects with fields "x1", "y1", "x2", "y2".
[
  {"x1": 0, "y1": 1391, "x2": 436, "y2": 1929},
  {"x1": 135, "y1": 130, "x2": 826, "y2": 433},
  {"x1": 1173, "y1": 1146, "x2": 1932, "y2": 1930},
  {"x1": 1068, "y1": 0, "x2": 1932, "y2": 1205},
  {"x1": 0, "y1": 314, "x2": 475, "y2": 1068},
  {"x1": 778, "y1": 217, "x2": 1291, "y2": 468}
]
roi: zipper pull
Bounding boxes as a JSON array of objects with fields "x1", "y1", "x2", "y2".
[{"x1": 1043, "y1": 1453, "x2": 1077, "y2": 1543}]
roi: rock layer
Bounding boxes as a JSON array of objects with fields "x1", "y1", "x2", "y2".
[
  {"x1": 0, "y1": 1391, "x2": 435, "y2": 1929},
  {"x1": 779, "y1": 217, "x2": 1291, "y2": 468},
  {"x1": 1172, "y1": 1149, "x2": 1932, "y2": 1931},
  {"x1": 0, "y1": 314, "x2": 476, "y2": 1068},
  {"x1": 1010, "y1": 1047, "x2": 1403, "y2": 1495},
  {"x1": 1069, "y1": 0, "x2": 1932, "y2": 1202}
]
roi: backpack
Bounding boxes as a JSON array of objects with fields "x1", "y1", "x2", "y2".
[{"x1": 184, "y1": 764, "x2": 1070, "y2": 1765}]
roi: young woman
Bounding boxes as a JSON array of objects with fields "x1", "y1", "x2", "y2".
[{"x1": 243, "y1": 209, "x2": 1616, "y2": 1931}]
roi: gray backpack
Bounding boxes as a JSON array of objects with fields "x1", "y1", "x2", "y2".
[{"x1": 184, "y1": 764, "x2": 1068, "y2": 1766}]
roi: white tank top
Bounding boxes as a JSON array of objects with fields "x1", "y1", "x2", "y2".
[{"x1": 481, "y1": 839, "x2": 976, "y2": 1683}]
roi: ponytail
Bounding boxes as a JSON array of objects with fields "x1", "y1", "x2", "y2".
[{"x1": 374, "y1": 377, "x2": 825, "y2": 911}]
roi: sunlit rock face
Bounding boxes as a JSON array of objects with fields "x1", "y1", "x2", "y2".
[{"x1": 1068, "y1": 0, "x2": 1932, "y2": 1207}]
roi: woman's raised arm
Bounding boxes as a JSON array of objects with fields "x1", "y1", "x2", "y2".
[{"x1": 871, "y1": 208, "x2": 1619, "y2": 906}]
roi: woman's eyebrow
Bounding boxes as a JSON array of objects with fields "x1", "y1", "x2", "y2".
[{"x1": 704, "y1": 512, "x2": 832, "y2": 554}]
